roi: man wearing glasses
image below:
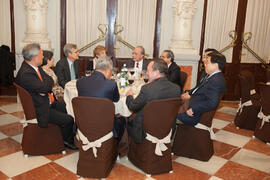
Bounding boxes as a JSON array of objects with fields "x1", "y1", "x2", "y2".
[
  {"x1": 55, "y1": 43, "x2": 81, "y2": 88},
  {"x1": 181, "y1": 48, "x2": 219, "y2": 100}
]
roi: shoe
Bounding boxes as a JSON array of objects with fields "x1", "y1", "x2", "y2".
[{"x1": 64, "y1": 141, "x2": 78, "y2": 150}]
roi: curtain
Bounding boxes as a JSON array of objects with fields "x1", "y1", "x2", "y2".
[
  {"x1": 204, "y1": 0, "x2": 239, "y2": 63},
  {"x1": 116, "y1": 0, "x2": 157, "y2": 58},
  {"x1": 67, "y1": 0, "x2": 107, "y2": 56},
  {"x1": 242, "y1": 0, "x2": 270, "y2": 64},
  {"x1": 0, "y1": 0, "x2": 11, "y2": 47}
]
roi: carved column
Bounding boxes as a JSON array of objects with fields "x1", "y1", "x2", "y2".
[
  {"x1": 21, "y1": 0, "x2": 51, "y2": 50},
  {"x1": 169, "y1": 0, "x2": 197, "y2": 54}
]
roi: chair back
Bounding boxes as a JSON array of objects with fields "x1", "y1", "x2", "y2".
[
  {"x1": 143, "y1": 98, "x2": 181, "y2": 139},
  {"x1": 13, "y1": 82, "x2": 36, "y2": 120},
  {"x1": 180, "y1": 71, "x2": 188, "y2": 92},
  {"x1": 259, "y1": 83, "x2": 270, "y2": 115},
  {"x1": 72, "y1": 96, "x2": 115, "y2": 141}
]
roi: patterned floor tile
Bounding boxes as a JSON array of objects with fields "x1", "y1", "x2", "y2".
[
  {"x1": 215, "y1": 130, "x2": 251, "y2": 147},
  {"x1": 0, "y1": 132, "x2": 7, "y2": 140},
  {"x1": 54, "y1": 152, "x2": 79, "y2": 174},
  {"x1": 212, "y1": 119, "x2": 230, "y2": 129},
  {"x1": 44, "y1": 149, "x2": 78, "y2": 161},
  {"x1": 0, "y1": 170, "x2": 9, "y2": 180},
  {"x1": 0, "y1": 114, "x2": 21, "y2": 126},
  {"x1": 219, "y1": 101, "x2": 239, "y2": 109},
  {"x1": 0, "y1": 151, "x2": 51, "y2": 177},
  {"x1": 243, "y1": 139, "x2": 270, "y2": 157},
  {"x1": 153, "y1": 162, "x2": 210, "y2": 180},
  {"x1": 11, "y1": 134, "x2": 23, "y2": 144},
  {"x1": 0, "y1": 138, "x2": 21, "y2": 158},
  {"x1": 174, "y1": 155, "x2": 227, "y2": 175},
  {"x1": 0, "y1": 103, "x2": 22, "y2": 113},
  {"x1": 217, "y1": 107, "x2": 237, "y2": 116},
  {"x1": 10, "y1": 111, "x2": 24, "y2": 120},
  {"x1": 0, "y1": 122, "x2": 23, "y2": 136},
  {"x1": 12, "y1": 162, "x2": 78, "y2": 180},
  {"x1": 230, "y1": 149, "x2": 270, "y2": 173},
  {"x1": 0, "y1": 109, "x2": 7, "y2": 115},
  {"x1": 214, "y1": 112, "x2": 235, "y2": 122},
  {"x1": 213, "y1": 141, "x2": 241, "y2": 160},
  {"x1": 215, "y1": 161, "x2": 270, "y2": 180},
  {"x1": 222, "y1": 123, "x2": 254, "y2": 137},
  {"x1": 106, "y1": 163, "x2": 146, "y2": 180}
]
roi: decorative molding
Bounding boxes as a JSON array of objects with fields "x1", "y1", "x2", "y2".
[
  {"x1": 169, "y1": 0, "x2": 197, "y2": 54},
  {"x1": 21, "y1": 0, "x2": 51, "y2": 50}
]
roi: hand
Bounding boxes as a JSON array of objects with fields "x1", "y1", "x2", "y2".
[
  {"x1": 186, "y1": 108, "x2": 194, "y2": 117},
  {"x1": 181, "y1": 92, "x2": 191, "y2": 100},
  {"x1": 126, "y1": 89, "x2": 134, "y2": 96}
]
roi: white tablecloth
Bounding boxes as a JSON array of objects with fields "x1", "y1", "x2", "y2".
[{"x1": 64, "y1": 79, "x2": 144, "y2": 118}]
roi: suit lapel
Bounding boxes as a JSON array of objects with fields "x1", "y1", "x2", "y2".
[{"x1": 64, "y1": 57, "x2": 71, "y2": 80}]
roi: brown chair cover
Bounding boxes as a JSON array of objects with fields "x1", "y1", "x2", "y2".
[
  {"x1": 72, "y1": 97, "x2": 118, "y2": 178},
  {"x1": 234, "y1": 70, "x2": 261, "y2": 130},
  {"x1": 172, "y1": 109, "x2": 216, "y2": 161},
  {"x1": 254, "y1": 83, "x2": 270, "y2": 143},
  {"x1": 266, "y1": 70, "x2": 270, "y2": 83},
  {"x1": 13, "y1": 83, "x2": 64, "y2": 155},
  {"x1": 180, "y1": 71, "x2": 188, "y2": 92},
  {"x1": 127, "y1": 98, "x2": 181, "y2": 175}
]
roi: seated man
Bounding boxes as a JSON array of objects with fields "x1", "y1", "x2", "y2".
[
  {"x1": 177, "y1": 52, "x2": 226, "y2": 126},
  {"x1": 16, "y1": 43, "x2": 77, "y2": 150},
  {"x1": 55, "y1": 43, "x2": 80, "y2": 88},
  {"x1": 182, "y1": 48, "x2": 219, "y2": 100},
  {"x1": 76, "y1": 56, "x2": 124, "y2": 140},
  {"x1": 126, "y1": 46, "x2": 149, "y2": 71},
  {"x1": 125, "y1": 59, "x2": 181, "y2": 143},
  {"x1": 160, "y1": 49, "x2": 181, "y2": 88}
]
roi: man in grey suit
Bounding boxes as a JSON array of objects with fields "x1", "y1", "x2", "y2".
[
  {"x1": 55, "y1": 43, "x2": 80, "y2": 88},
  {"x1": 125, "y1": 59, "x2": 181, "y2": 143},
  {"x1": 126, "y1": 46, "x2": 149, "y2": 71}
]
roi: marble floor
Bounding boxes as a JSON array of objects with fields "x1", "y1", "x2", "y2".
[{"x1": 0, "y1": 97, "x2": 269, "y2": 180}]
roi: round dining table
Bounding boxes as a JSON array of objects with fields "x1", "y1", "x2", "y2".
[{"x1": 64, "y1": 78, "x2": 145, "y2": 118}]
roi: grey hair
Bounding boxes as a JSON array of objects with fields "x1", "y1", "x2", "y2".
[
  {"x1": 95, "y1": 56, "x2": 113, "y2": 71},
  {"x1": 63, "y1": 43, "x2": 77, "y2": 57},
  {"x1": 22, "y1": 43, "x2": 41, "y2": 61}
]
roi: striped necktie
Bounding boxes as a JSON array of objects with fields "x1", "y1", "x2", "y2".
[{"x1": 37, "y1": 69, "x2": 55, "y2": 104}]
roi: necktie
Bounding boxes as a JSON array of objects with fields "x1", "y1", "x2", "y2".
[
  {"x1": 37, "y1": 69, "x2": 55, "y2": 104},
  {"x1": 136, "y1": 62, "x2": 139, "y2": 68},
  {"x1": 70, "y1": 63, "x2": 76, "y2": 80}
]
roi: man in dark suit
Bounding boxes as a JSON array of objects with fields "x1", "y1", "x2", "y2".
[
  {"x1": 182, "y1": 48, "x2": 219, "y2": 99},
  {"x1": 77, "y1": 56, "x2": 124, "y2": 140},
  {"x1": 125, "y1": 59, "x2": 181, "y2": 143},
  {"x1": 55, "y1": 43, "x2": 80, "y2": 88},
  {"x1": 16, "y1": 43, "x2": 77, "y2": 150},
  {"x1": 77, "y1": 56, "x2": 119, "y2": 102},
  {"x1": 160, "y1": 50, "x2": 181, "y2": 88},
  {"x1": 126, "y1": 46, "x2": 149, "y2": 71},
  {"x1": 177, "y1": 52, "x2": 226, "y2": 126}
]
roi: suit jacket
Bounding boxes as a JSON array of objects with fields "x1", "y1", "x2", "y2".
[
  {"x1": 76, "y1": 71, "x2": 119, "y2": 102},
  {"x1": 15, "y1": 61, "x2": 54, "y2": 127},
  {"x1": 126, "y1": 59, "x2": 149, "y2": 70},
  {"x1": 126, "y1": 77, "x2": 181, "y2": 143},
  {"x1": 55, "y1": 57, "x2": 80, "y2": 88},
  {"x1": 183, "y1": 72, "x2": 226, "y2": 124},
  {"x1": 168, "y1": 62, "x2": 181, "y2": 88},
  {"x1": 188, "y1": 71, "x2": 207, "y2": 95}
]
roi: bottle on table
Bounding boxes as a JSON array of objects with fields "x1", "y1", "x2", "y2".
[{"x1": 119, "y1": 64, "x2": 128, "y2": 89}]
